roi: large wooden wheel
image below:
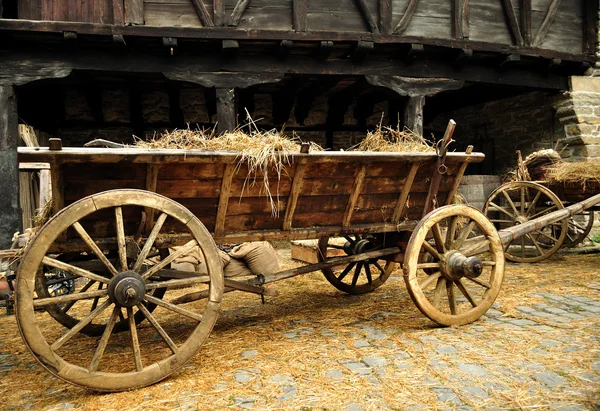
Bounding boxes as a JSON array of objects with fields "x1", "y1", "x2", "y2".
[
  {"x1": 318, "y1": 235, "x2": 396, "y2": 295},
  {"x1": 403, "y1": 205, "x2": 505, "y2": 326},
  {"x1": 563, "y1": 210, "x2": 595, "y2": 248},
  {"x1": 483, "y1": 181, "x2": 567, "y2": 263},
  {"x1": 16, "y1": 189, "x2": 224, "y2": 391}
]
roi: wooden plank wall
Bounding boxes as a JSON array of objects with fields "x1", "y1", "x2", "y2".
[
  {"x1": 61, "y1": 158, "x2": 458, "y2": 239},
  {"x1": 18, "y1": 0, "x2": 121, "y2": 24}
]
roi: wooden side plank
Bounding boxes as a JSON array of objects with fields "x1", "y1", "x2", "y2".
[
  {"x1": 521, "y1": 0, "x2": 532, "y2": 46},
  {"x1": 342, "y1": 165, "x2": 367, "y2": 227},
  {"x1": 379, "y1": 0, "x2": 392, "y2": 35},
  {"x1": 453, "y1": 0, "x2": 469, "y2": 39},
  {"x1": 392, "y1": 163, "x2": 419, "y2": 223},
  {"x1": 354, "y1": 0, "x2": 380, "y2": 33},
  {"x1": 144, "y1": 163, "x2": 159, "y2": 233},
  {"x1": 113, "y1": 0, "x2": 125, "y2": 25},
  {"x1": 393, "y1": 0, "x2": 419, "y2": 34},
  {"x1": 283, "y1": 161, "x2": 307, "y2": 230},
  {"x1": 293, "y1": 0, "x2": 307, "y2": 31},
  {"x1": 191, "y1": 0, "x2": 215, "y2": 27},
  {"x1": 214, "y1": 0, "x2": 225, "y2": 26},
  {"x1": 444, "y1": 146, "x2": 473, "y2": 205},
  {"x1": 229, "y1": 0, "x2": 252, "y2": 26},
  {"x1": 532, "y1": 0, "x2": 562, "y2": 47},
  {"x1": 125, "y1": 0, "x2": 144, "y2": 25},
  {"x1": 500, "y1": 0, "x2": 523, "y2": 46},
  {"x1": 215, "y1": 164, "x2": 234, "y2": 234}
]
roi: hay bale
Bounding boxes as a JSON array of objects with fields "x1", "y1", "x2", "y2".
[
  {"x1": 350, "y1": 125, "x2": 434, "y2": 153},
  {"x1": 545, "y1": 160, "x2": 600, "y2": 185}
]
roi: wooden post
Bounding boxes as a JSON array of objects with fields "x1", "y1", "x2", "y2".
[
  {"x1": 0, "y1": 84, "x2": 21, "y2": 248},
  {"x1": 404, "y1": 96, "x2": 425, "y2": 136},
  {"x1": 216, "y1": 87, "x2": 236, "y2": 133},
  {"x1": 124, "y1": 0, "x2": 144, "y2": 25}
]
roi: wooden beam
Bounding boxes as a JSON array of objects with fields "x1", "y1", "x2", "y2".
[
  {"x1": 365, "y1": 76, "x2": 464, "y2": 97},
  {"x1": 342, "y1": 165, "x2": 367, "y2": 227},
  {"x1": 214, "y1": 0, "x2": 225, "y2": 26},
  {"x1": 453, "y1": 0, "x2": 469, "y2": 40},
  {"x1": 283, "y1": 161, "x2": 307, "y2": 231},
  {"x1": 124, "y1": 0, "x2": 143, "y2": 25},
  {"x1": 293, "y1": 0, "x2": 307, "y2": 32},
  {"x1": 354, "y1": 0, "x2": 380, "y2": 33},
  {"x1": 215, "y1": 164, "x2": 234, "y2": 234},
  {"x1": 403, "y1": 96, "x2": 425, "y2": 136},
  {"x1": 191, "y1": 0, "x2": 215, "y2": 27},
  {"x1": 445, "y1": 145, "x2": 473, "y2": 205},
  {"x1": 392, "y1": 163, "x2": 419, "y2": 223},
  {"x1": 500, "y1": 0, "x2": 523, "y2": 46},
  {"x1": 521, "y1": 0, "x2": 532, "y2": 47},
  {"x1": 229, "y1": 0, "x2": 251, "y2": 26},
  {"x1": 165, "y1": 72, "x2": 282, "y2": 89},
  {"x1": 352, "y1": 40, "x2": 374, "y2": 61},
  {"x1": 379, "y1": 0, "x2": 392, "y2": 35},
  {"x1": 583, "y1": 0, "x2": 599, "y2": 54},
  {"x1": 216, "y1": 88, "x2": 236, "y2": 133},
  {"x1": 393, "y1": 0, "x2": 419, "y2": 34},
  {"x1": 532, "y1": 0, "x2": 562, "y2": 48}
]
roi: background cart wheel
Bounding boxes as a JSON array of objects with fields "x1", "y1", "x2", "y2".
[
  {"x1": 563, "y1": 210, "x2": 595, "y2": 248},
  {"x1": 16, "y1": 189, "x2": 223, "y2": 392},
  {"x1": 403, "y1": 205, "x2": 505, "y2": 326},
  {"x1": 318, "y1": 235, "x2": 396, "y2": 295},
  {"x1": 483, "y1": 181, "x2": 568, "y2": 263}
]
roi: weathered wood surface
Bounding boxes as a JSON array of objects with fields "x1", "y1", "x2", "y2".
[
  {"x1": 18, "y1": 146, "x2": 482, "y2": 245},
  {"x1": 12, "y1": 0, "x2": 591, "y2": 56}
]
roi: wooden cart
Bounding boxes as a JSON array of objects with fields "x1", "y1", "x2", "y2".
[
  {"x1": 483, "y1": 179, "x2": 600, "y2": 263},
  {"x1": 15, "y1": 138, "x2": 600, "y2": 392}
]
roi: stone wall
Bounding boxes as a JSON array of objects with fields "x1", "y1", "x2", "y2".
[{"x1": 429, "y1": 91, "x2": 564, "y2": 175}]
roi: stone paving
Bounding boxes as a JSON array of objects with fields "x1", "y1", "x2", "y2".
[{"x1": 0, "y1": 254, "x2": 599, "y2": 410}]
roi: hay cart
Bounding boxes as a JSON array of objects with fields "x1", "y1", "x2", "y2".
[
  {"x1": 483, "y1": 178, "x2": 600, "y2": 263},
  {"x1": 14, "y1": 133, "x2": 600, "y2": 392}
]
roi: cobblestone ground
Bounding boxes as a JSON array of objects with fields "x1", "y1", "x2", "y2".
[{"x1": 0, "y1": 252, "x2": 598, "y2": 410}]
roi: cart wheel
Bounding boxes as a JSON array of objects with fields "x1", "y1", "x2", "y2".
[
  {"x1": 483, "y1": 181, "x2": 567, "y2": 263},
  {"x1": 16, "y1": 189, "x2": 223, "y2": 391},
  {"x1": 563, "y1": 210, "x2": 595, "y2": 248},
  {"x1": 318, "y1": 235, "x2": 396, "y2": 294},
  {"x1": 404, "y1": 205, "x2": 505, "y2": 326},
  {"x1": 34, "y1": 249, "x2": 168, "y2": 337}
]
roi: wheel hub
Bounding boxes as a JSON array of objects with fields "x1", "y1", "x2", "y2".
[
  {"x1": 514, "y1": 215, "x2": 528, "y2": 224},
  {"x1": 108, "y1": 271, "x2": 146, "y2": 308},
  {"x1": 442, "y1": 251, "x2": 483, "y2": 281}
]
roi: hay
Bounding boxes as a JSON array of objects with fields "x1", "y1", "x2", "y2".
[
  {"x1": 545, "y1": 160, "x2": 600, "y2": 185},
  {"x1": 350, "y1": 125, "x2": 435, "y2": 153},
  {"x1": 505, "y1": 149, "x2": 562, "y2": 182}
]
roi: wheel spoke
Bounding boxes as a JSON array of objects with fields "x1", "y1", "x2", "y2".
[
  {"x1": 91, "y1": 282, "x2": 104, "y2": 311},
  {"x1": 51, "y1": 299, "x2": 112, "y2": 350},
  {"x1": 127, "y1": 306, "x2": 143, "y2": 372},
  {"x1": 373, "y1": 261, "x2": 386, "y2": 276},
  {"x1": 34, "y1": 288, "x2": 109, "y2": 308},
  {"x1": 432, "y1": 277, "x2": 446, "y2": 309},
  {"x1": 446, "y1": 281, "x2": 457, "y2": 315},
  {"x1": 419, "y1": 271, "x2": 441, "y2": 290},
  {"x1": 456, "y1": 279, "x2": 477, "y2": 307},
  {"x1": 417, "y1": 262, "x2": 441, "y2": 269},
  {"x1": 337, "y1": 262, "x2": 355, "y2": 282},
  {"x1": 351, "y1": 262, "x2": 362, "y2": 287},
  {"x1": 446, "y1": 216, "x2": 458, "y2": 249},
  {"x1": 327, "y1": 244, "x2": 346, "y2": 250},
  {"x1": 453, "y1": 221, "x2": 476, "y2": 250},
  {"x1": 422, "y1": 240, "x2": 441, "y2": 260},
  {"x1": 501, "y1": 190, "x2": 520, "y2": 217},
  {"x1": 521, "y1": 236, "x2": 525, "y2": 258},
  {"x1": 463, "y1": 240, "x2": 490, "y2": 257},
  {"x1": 72, "y1": 221, "x2": 119, "y2": 277},
  {"x1": 133, "y1": 213, "x2": 168, "y2": 273},
  {"x1": 146, "y1": 294, "x2": 203, "y2": 322},
  {"x1": 137, "y1": 303, "x2": 178, "y2": 354},
  {"x1": 145, "y1": 276, "x2": 210, "y2": 291},
  {"x1": 466, "y1": 276, "x2": 491, "y2": 289},
  {"x1": 525, "y1": 190, "x2": 542, "y2": 217},
  {"x1": 115, "y1": 206, "x2": 128, "y2": 272},
  {"x1": 364, "y1": 263, "x2": 373, "y2": 284},
  {"x1": 42, "y1": 256, "x2": 110, "y2": 285},
  {"x1": 431, "y1": 224, "x2": 446, "y2": 253},
  {"x1": 141, "y1": 239, "x2": 198, "y2": 280},
  {"x1": 60, "y1": 280, "x2": 96, "y2": 313},
  {"x1": 344, "y1": 236, "x2": 356, "y2": 245},
  {"x1": 526, "y1": 233, "x2": 544, "y2": 256},
  {"x1": 534, "y1": 230, "x2": 559, "y2": 243},
  {"x1": 88, "y1": 306, "x2": 121, "y2": 372},
  {"x1": 529, "y1": 205, "x2": 558, "y2": 220},
  {"x1": 490, "y1": 219, "x2": 514, "y2": 224},
  {"x1": 488, "y1": 202, "x2": 516, "y2": 219},
  {"x1": 520, "y1": 187, "x2": 525, "y2": 214}
]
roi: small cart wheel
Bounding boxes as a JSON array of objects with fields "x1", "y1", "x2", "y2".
[
  {"x1": 563, "y1": 210, "x2": 595, "y2": 248},
  {"x1": 483, "y1": 181, "x2": 567, "y2": 263},
  {"x1": 318, "y1": 235, "x2": 396, "y2": 295},
  {"x1": 404, "y1": 205, "x2": 505, "y2": 326},
  {"x1": 16, "y1": 189, "x2": 224, "y2": 392}
]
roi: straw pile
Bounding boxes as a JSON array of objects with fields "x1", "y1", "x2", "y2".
[
  {"x1": 545, "y1": 160, "x2": 600, "y2": 185},
  {"x1": 351, "y1": 125, "x2": 435, "y2": 153},
  {"x1": 505, "y1": 149, "x2": 562, "y2": 182}
]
